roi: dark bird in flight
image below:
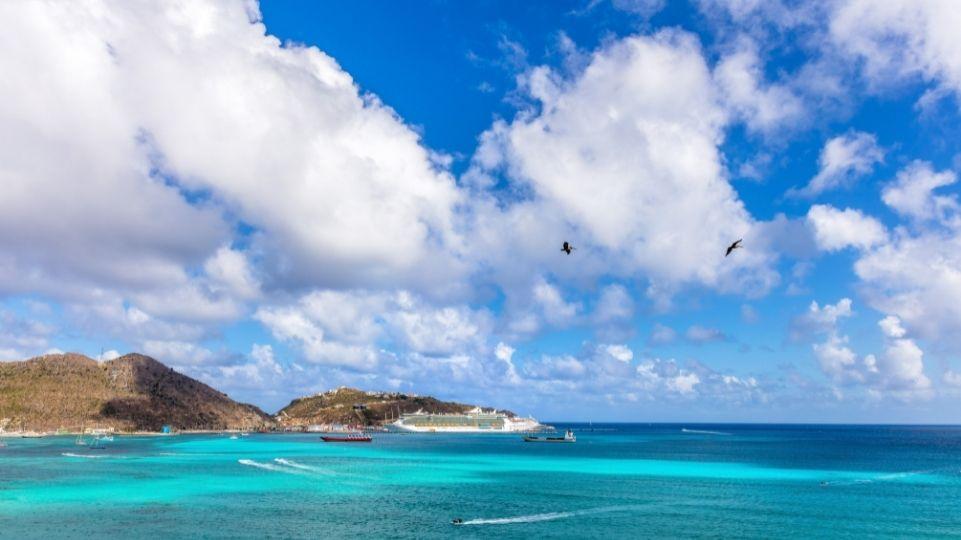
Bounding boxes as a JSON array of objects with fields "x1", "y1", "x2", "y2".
[
  {"x1": 561, "y1": 241, "x2": 575, "y2": 255},
  {"x1": 725, "y1": 239, "x2": 743, "y2": 257}
]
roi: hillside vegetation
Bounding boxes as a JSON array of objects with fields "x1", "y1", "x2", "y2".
[
  {"x1": 0, "y1": 353, "x2": 273, "y2": 432},
  {"x1": 276, "y1": 387, "x2": 511, "y2": 427}
]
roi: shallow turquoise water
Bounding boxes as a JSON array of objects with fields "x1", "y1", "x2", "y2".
[{"x1": 2, "y1": 425, "x2": 960, "y2": 538}]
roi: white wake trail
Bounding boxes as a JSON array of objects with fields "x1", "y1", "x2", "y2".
[
  {"x1": 238, "y1": 458, "x2": 309, "y2": 475},
  {"x1": 62, "y1": 452, "x2": 109, "y2": 459},
  {"x1": 681, "y1": 428, "x2": 731, "y2": 436},
  {"x1": 459, "y1": 505, "x2": 643, "y2": 526},
  {"x1": 274, "y1": 458, "x2": 334, "y2": 475}
]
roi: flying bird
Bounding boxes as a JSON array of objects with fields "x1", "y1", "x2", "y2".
[
  {"x1": 561, "y1": 241, "x2": 575, "y2": 255},
  {"x1": 725, "y1": 239, "x2": 743, "y2": 257}
]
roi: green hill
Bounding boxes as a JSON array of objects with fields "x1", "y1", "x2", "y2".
[{"x1": 275, "y1": 387, "x2": 512, "y2": 427}]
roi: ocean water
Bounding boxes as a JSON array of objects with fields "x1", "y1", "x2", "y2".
[{"x1": 2, "y1": 424, "x2": 960, "y2": 538}]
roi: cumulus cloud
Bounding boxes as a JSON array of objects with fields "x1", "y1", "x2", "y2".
[
  {"x1": 603, "y1": 344, "x2": 634, "y2": 362},
  {"x1": 142, "y1": 340, "x2": 216, "y2": 367},
  {"x1": 0, "y1": 0, "x2": 466, "y2": 320},
  {"x1": 791, "y1": 297, "x2": 853, "y2": 342},
  {"x1": 467, "y1": 29, "x2": 778, "y2": 301},
  {"x1": 881, "y1": 161, "x2": 959, "y2": 223},
  {"x1": 255, "y1": 290, "x2": 492, "y2": 370},
  {"x1": 801, "y1": 299, "x2": 930, "y2": 399},
  {"x1": 854, "y1": 228, "x2": 961, "y2": 348},
  {"x1": 806, "y1": 205, "x2": 887, "y2": 252},
  {"x1": 714, "y1": 38, "x2": 804, "y2": 134},
  {"x1": 592, "y1": 284, "x2": 634, "y2": 324},
  {"x1": 831, "y1": 0, "x2": 961, "y2": 101},
  {"x1": 789, "y1": 132, "x2": 884, "y2": 198}
]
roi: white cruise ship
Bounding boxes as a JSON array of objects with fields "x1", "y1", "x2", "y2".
[{"x1": 392, "y1": 407, "x2": 541, "y2": 433}]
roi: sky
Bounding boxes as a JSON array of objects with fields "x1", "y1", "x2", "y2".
[{"x1": 2, "y1": 0, "x2": 961, "y2": 422}]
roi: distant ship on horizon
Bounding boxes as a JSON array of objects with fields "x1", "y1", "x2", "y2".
[{"x1": 391, "y1": 407, "x2": 542, "y2": 433}]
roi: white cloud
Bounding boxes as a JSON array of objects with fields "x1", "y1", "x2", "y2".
[
  {"x1": 592, "y1": 284, "x2": 634, "y2": 324},
  {"x1": 142, "y1": 340, "x2": 215, "y2": 367},
  {"x1": 802, "y1": 299, "x2": 930, "y2": 398},
  {"x1": 790, "y1": 132, "x2": 884, "y2": 197},
  {"x1": 813, "y1": 333, "x2": 866, "y2": 384},
  {"x1": 525, "y1": 355, "x2": 587, "y2": 380},
  {"x1": 203, "y1": 247, "x2": 261, "y2": 301},
  {"x1": 255, "y1": 289, "x2": 493, "y2": 370},
  {"x1": 467, "y1": 29, "x2": 777, "y2": 299},
  {"x1": 714, "y1": 38, "x2": 804, "y2": 134},
  {"x1": 806, "y1": 204, "x2": 887, "y2": 252},
  {"x1": 874, "y1": 316, "x2": 930, "y2": 393},
  {"x1": 854, "y1": 228, "x2": 961, "y2": 348},
  {"x1": 881, "y1": 161, "x2": 959, "y2": 223},
  {"x1": 790, "y1": 297, "x2": 852, "y2": 342},
  {"x1": 831, "y1": 1, "x2": 961, "y2": 101},
  {"x1": 254, "y1": 303, "x2": 377, "y2": 371},
  {"x1": 494, "y1": 342, "x2": 522, "y2": 385},
  {"x1": 0, "y1": 0, "x2": 467, "y2": 325},
  {"x1": 603, "y1": 344, "x2": 634, "y2": 362},
  {"x1": 878, "y1": 315, "x2": 906, "y2": 339},
  {"x1": 636, "y1": 359, "x2": 700, "y2": 396},
  {"x1": 667, "y1": 371, "x2": 701, "y2": 395},
  {"x1": 531, "y1": 278, "x2": 581, "y2": 327},
  {"x1": 218, "y1": 344, "x2": 283, "y2": 385}
]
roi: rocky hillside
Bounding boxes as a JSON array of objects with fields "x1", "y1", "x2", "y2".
[
  {"x1": 0, "y1": 353, "x2": 273, "y2": 432},
  {"x1": 276, "y1": 387, "x2": 513, "y2": 427}
]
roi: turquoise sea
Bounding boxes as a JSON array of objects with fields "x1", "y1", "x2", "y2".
[{"x1": 2, "y1": 424, "x2": 960, "y2": 538}]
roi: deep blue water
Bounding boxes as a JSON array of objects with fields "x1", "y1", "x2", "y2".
[{"x1": 2, "y1": 424, "x2": 960, "y2": 538}]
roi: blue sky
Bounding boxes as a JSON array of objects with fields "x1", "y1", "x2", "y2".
[{"x1": 3, "y1": 0, "x2": 961, "y2": 422}]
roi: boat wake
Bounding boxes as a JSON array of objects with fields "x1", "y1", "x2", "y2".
[
  {"x1": 62, "y1": 452, "x2": 109, "y2": 459},
  {"x1": 681, "y1": 428, "x2": 730, "y2": 436},
  {"x1": 274, "y1": 458, "x2": 334, "y2": 475},
  {"x1": 459, "y1": 505, "x2": 643, "y2": 526},
  {"x1": 238, "y1": 458, "x2": 310, "y2": 475},
  {"x1": 821, "y1": 469, "x2": 933, "y2": 487}
]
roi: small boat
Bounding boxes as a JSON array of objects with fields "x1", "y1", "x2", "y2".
[
  {"x1": 451, "y1": 518, "x2": 464, "y2": 525},
  {"x1": 321, "y1": 433, "x2": 372, "y2": 443},
  {"x1": 523, "y1": 429, "x2": 575, "y2": 443},
  {"x1": 88, "y1": 434, "x2": 107, "y2": 450},
  {"x1": 76, "y1": 422, "x2": 87, "y2": 446}
]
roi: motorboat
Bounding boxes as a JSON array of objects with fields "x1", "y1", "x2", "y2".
[
  {"x1": 320, "y1": 433, "x2": 372, "y2": 443},
  {"x1": 523, "y1": 429, "x2": 575, "y2": 443}
]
